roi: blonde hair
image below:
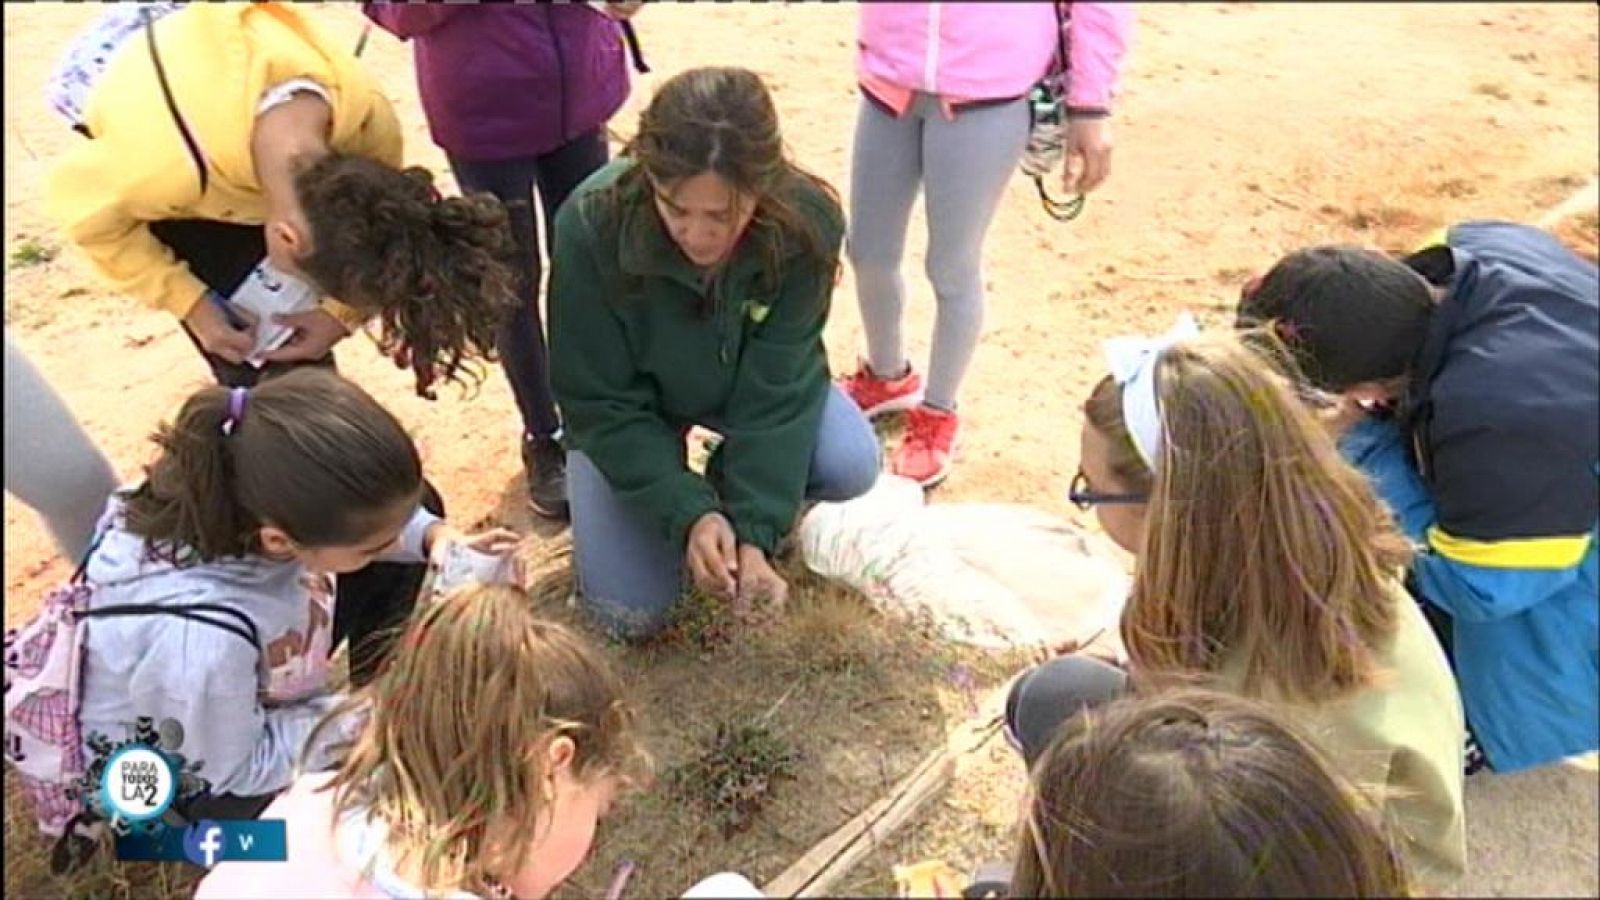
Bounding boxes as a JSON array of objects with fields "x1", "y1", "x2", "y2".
[
  {"x1": 1105, "y1": 331, "x2": 1411, "y2": 703},
  {"x1": 308, "y1": 584, "x2": 647, "y2": 894}
]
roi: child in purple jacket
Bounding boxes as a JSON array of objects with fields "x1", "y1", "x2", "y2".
[{"x1": 364, "y1": 2, "x2": 642, "y2": 520}]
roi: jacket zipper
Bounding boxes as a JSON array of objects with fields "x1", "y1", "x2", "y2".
[
  {"x1": 922, "y1": 3, "x2": 942, "y2": 95},
  {"x1": 712, "y1": 276, "x2": 732, "y2": 366},
  {"x1": 549, "y1": 6, "x2": 570, "y2": 142}
]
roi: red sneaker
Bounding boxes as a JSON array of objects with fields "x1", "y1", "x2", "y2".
[
  {"x1": 893, "y1": 406, "x2": 959, "y2": 487},
  {"x1": 839, "y1": 361, "x2": 924, "y2": 419}
]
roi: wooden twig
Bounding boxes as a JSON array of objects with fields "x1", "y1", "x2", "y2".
[
  {"x1": 759, "y1": 683, "x2": 802, "y2": 727},
  {"x1": 762, "y1": 682, "x2": 1014, "y2": 898},
  {"x1": 1534, "y1": 178, "x2": 1599, "y2": 231},
  {"x1": 1263, "y1": 192, "x2": 1303, "y2": 212}
]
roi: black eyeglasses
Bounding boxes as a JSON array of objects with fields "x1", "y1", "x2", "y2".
[{"x1": 1068, "y1": 470, "x2": 1147, "y2": 511}]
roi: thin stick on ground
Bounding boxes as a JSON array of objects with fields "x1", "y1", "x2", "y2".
[{"x1": 761, "y1": 680, "x2": 1015, "y2": 899}]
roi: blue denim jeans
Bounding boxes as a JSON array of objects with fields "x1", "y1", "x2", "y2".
[{"x1": 568, "y1": 384, "x2": 881, "y2": 638}]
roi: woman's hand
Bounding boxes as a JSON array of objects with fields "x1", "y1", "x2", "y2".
[
  {"x1": 733, "y1": 544, "x2": 788, "y2": 623},
  {"x1": 686, "y1": 512, "x2": 738, "y2": 598}
]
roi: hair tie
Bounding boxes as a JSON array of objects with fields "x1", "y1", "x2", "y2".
[
  {"x1": 221, "y1": 387, "x2": 249, "y2": 436},
  {"x1": 1101, "y1": 314, "x2": 1201, "y2": 472}
]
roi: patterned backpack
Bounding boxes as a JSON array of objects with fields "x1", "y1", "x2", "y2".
[{"x1": 3, "y1": 542, "x2": 258, "y2": 841}]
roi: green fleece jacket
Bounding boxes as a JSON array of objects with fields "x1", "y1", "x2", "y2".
[{"x1": 548, "y1": 159, "x2": 844, "y2": 554}]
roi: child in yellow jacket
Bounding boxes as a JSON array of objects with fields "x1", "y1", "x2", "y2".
[{"x1": 45, "y1": 3, "x2": 514, "y2": 394}]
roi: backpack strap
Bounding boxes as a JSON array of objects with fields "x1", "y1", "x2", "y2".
[
  {"x1": 82, "y1": 603, "x2": 259, "y2": 654},
  {"x1": 67, "y1": 533, "x2": 105, "y2": 587},
  {"x1": 142, "y1": 6, "x2": 209, "y2": 196}
]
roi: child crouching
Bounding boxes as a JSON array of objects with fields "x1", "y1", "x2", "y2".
[{"x1": 196, "y1": 583, "x2": 648, "y2": 899}]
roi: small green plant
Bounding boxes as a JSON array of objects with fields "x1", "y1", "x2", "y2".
[
  {"x1": 9, "y1": 240, "x2": 54, "y2": 269},
  {"x1": 663, "y1": 588, "x2": 735, "y2": 653},
  {"x1": 669, "y1": 718, "x2": 800, "y2": 836}
]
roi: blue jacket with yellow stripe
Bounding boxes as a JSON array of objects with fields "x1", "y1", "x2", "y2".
[{"x1": 1342, "y1": 221, "x2": 1598, "y2": 773}]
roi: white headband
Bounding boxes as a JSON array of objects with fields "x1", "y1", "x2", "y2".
[{"x1": 1102, "y1": 313, "x2": 1201, "y2": 472}]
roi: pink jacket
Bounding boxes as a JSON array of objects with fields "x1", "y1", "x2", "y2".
[{"x1": 857, "y1": 2, "x2": 1134, "y2": 112}]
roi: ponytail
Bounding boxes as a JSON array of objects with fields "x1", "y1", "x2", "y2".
[
  {"x1": 125, "y1": 385, "x2": 252, "y2": 563},
  {"x1": 122, "y1": 369, "x2": 423, "y2": 564},
  {"x1": 293, "y1": 155, "x2": 518, "y2": 398}
]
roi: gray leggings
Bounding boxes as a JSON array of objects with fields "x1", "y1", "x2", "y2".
[
  {"x1": 4, "y1": 335, "x2": 118, "y2": 561},
  {"x1": 847, "y1": 93, "x2": 1030, "y2": 411},
  {"x1": 1005, "y1": 654, "x2": 1129, "y2": 766}
]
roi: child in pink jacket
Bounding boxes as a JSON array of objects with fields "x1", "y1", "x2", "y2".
[{"x1": 838, "y1": 2, "x2": 1134, "y2": 486}]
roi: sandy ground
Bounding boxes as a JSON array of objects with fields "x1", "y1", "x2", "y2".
[{"x1": 4, "y1": 2, "x2": 1598, "y2": 897}]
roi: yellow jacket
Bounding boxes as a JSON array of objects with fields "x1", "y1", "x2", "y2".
[
  {"x1": 1220, "y1": 584, "x2": 1468, "y2": 892},
  {"x1": 46, "y1": 4, "x2": 401, "y2": 328}
]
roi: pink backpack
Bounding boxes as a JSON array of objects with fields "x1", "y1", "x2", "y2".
[{"x1": 4, "y1": 546, "x2": 258, "y2": 842}]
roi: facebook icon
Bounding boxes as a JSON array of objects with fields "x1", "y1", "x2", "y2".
[
  {"x1": 116, "y1": 819, "x2": 288, "y2": 866},
  {"x1": 183, "y1": 820, "x2": 226, "y2": 868}
]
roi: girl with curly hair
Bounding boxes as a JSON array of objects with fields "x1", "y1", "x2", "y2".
[{"x1": 46, "y1": 3, "x2": 517, "y2": 397}]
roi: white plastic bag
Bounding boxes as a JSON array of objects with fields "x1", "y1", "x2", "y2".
[{"x1": 799, "y1": 476, "x2": 1129, "y2": 651}]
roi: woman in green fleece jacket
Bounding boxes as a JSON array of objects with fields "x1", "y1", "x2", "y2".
[{"x1": 549, "y1": 67, "x2": 881, "y2": 638}]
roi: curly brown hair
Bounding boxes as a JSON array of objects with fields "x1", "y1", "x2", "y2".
[{"x1": 294, "y1": 154, "x2": 518, "y2": 396}]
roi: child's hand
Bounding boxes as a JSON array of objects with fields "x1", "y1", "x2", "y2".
[
  {"x1": 424, "y1": 524, "x2": 523, "y2": 566},
  {"x1": 1031, "y1": 627, "x2": 1123, "y2": 668},
  {"x1": 1063, "y1": 117, "x2": 1114, "y2": 195},
  {"x1": 1317, "y1": 393, "x2": 1372, "y2": 440},
  {"x1": 458, "y1": 528, "x2": 526, "y2": 585},
  {"x1": 461, "y1": 527, "x2": 521, "y2": 556}
]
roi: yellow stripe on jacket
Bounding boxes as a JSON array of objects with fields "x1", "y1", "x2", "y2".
[
  {"x1": 45, "y1": 3, "x2": 401, "y2": 327},
  {"x1": 1428, "y1": 526, "x2": 1594, "y2": 569}
]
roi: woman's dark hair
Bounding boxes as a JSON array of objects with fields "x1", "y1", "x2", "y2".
[
  {"x1": 1234, "y1": 245, "x2": 1435, "y2": 391},
  {"x1": 123, "y1": 368, "x2": 424, "y2": 563},
  {"x1": 1013, "y1": 689, "x2": 1410, "y2": 898},
  {"x1": 602, "y1": 66, "x2": 841, "y2": 302},
  {"x1": 294, "y1": 154, "x2": 519, "y2": 395}
]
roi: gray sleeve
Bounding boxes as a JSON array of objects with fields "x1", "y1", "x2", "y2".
[
  {"x1": 3, "y1": 334, "x2": 118, "y2": 561},
  {"x1": 126, "y1": 635, "x2": 338, "y2": 799},
  {"x1": 376, "y1": 503, "x2": 441, "y2": 564}
]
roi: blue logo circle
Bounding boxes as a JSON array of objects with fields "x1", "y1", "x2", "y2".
[
  {"x1": 98, "y1": 743, "x2": 177, "y2": 823},
  {"x1": 183, "y1": 820, "x2": 226, "y2": 868}
]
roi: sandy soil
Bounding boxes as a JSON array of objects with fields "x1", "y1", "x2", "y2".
[{"x1": 4, "y1": 2, "x2": 1597, "y2": 897}]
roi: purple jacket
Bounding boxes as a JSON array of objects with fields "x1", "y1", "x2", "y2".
[{"x1": 363, "y1": 3, "x2": 629, "y2": 162}]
